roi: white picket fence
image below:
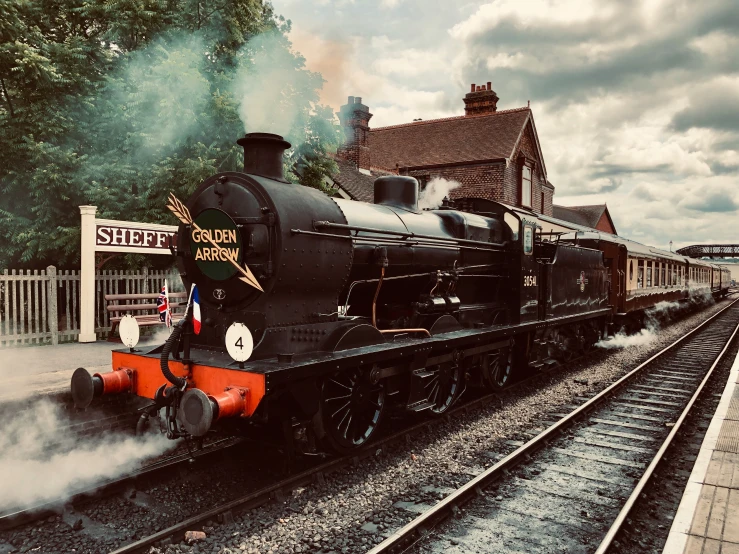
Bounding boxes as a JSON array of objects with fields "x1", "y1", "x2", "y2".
[{"x1": 0, "y1": 266, "x2": 182, "y2": 347}]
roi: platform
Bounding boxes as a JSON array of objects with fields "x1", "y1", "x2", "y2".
[
  {"x1": 0, "y1": 338, "x2": 161, "y2": 405},
  {"x1": 663, "y1": 348, "x2": 739, "y2": 553}
]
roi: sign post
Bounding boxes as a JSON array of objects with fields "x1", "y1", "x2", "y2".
[
  {"x1": 79, "y1": 206, "x2": 177, "y2": 343},
  {"x1": 79, "y1": 206, "x2": 98, "y2": 342}
]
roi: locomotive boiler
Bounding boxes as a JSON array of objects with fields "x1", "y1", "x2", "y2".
[{"x1": 72, "y1": 132, "x2": 616, "y2": 453}]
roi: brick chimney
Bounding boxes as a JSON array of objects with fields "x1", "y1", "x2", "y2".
[
  {"x1": 337, "y1": 96, "x2": 373, "y2": 171},
  {"x1": 464, "y1": 82, "x2": 499, "y2": 117}
]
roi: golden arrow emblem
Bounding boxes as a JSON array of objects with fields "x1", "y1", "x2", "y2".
[{"x1": 166, "y1": 193, "x2": 264, "y2": 292}]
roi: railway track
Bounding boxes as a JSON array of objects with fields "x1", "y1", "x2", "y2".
[
  {"x1": 1, "y1": 301, "x2": 730, "y2": 553},
  {"x1": 0, "y1": 324, "x2": 599, "y2": 554},
  {"x1": 93, "y1": 301, "x2": 732, "y2": 554},
  {"x1": 364, "y1": 297, "x2": 739, "y2": 554}
]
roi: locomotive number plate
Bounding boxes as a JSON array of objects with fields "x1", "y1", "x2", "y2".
[{"x1": 523, "y1": 275, "x2": 537, "y2": 287}]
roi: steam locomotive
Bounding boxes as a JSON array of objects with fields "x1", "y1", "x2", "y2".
[{"x1": 70, "y1": 133, "x2": 732, "y2": 453}]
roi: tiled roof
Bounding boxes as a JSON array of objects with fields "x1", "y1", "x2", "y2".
[
  {"x1": 552, "y1": 204, "x2": 608, "y2": 229},
  {"x1": 330, "y1": 159, "x2": 393, "y2": 203},
  {"x1": 369, "y1": 108, "x2": 531, "y2": 169}
]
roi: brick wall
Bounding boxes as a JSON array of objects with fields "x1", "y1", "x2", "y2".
[
  {"x1": 542, "y1": 187, "x2": 554, "y2": 216},
  {"x1": 402, "y1": 163, "x2": 506, "y2": 202},
  {"x1": 403, "y1": 121, "x2": 555, "y2": 217},
  {"x1": 504, "y1": 122, "x2": 553, "y2": 216}
]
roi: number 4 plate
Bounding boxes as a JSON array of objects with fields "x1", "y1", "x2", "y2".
[{"x1": 225, "y1": 322, "x2": 254, "y2": 363}]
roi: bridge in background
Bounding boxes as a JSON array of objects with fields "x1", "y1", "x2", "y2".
[{"x1": 676, "y1": 244, "x2": 739, "y2": 259}]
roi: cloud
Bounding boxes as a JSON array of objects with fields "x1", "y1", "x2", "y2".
[
  {"x1": 682, "y1": 190, "x2": 738, "y2": 213},
  {"x1": 631, "y1": 184, "x2": 657, "y2": 202},
  {"x1": 671, "y1": 80, "x2": 739, "y2": 132},
  {"x1": 272, "y1": 0, "x2": 739, "y2": 249}
]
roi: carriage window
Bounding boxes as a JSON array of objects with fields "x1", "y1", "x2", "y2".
[
  {"x1": 637, "y1": 260, "x2": 644, "y2": 289},
  {"x1": 646, "y1": 263, "x2": 652, "y2": 287},
  {"x1": 630, "y1": 260, "x2": 634, "y2": 281},
  {"x1": 656, "y1": 264, "x2": 661, "y2": 286},
  {"x1": 661, "y1": 265, "x2": 666, "y2": 287},
  {"x1": 523, "y1": 225, "x2": 534, "y2": 255}
]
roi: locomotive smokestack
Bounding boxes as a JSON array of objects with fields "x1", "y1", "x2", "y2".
[{"x1": 237, "y1": 132, "x2": 292, "y2": 182}]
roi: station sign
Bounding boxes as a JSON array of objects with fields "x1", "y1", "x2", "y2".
[{"x1": 95, "y1": 218, "x2": 177, "y2": 255}]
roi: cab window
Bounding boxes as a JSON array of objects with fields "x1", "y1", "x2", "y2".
[
  {"x1": 504, "y1": 212, "x2": 519, "y2": 241},
  {"x1": 523, "y1": 225, "x2": 534, "y2": 255}
]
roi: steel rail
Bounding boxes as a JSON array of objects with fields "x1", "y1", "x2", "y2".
[
  {"x1": 105, "y1": 299, "x2": 733, "y2": 554},
  {"x1": 106, "y1": 331, "x2": 617, "y2": 554},
  {"x1": 594, "y1": 314, "x2": 739, "y2": 553},
  {"x1": 0, "y1": 438, "x2": 242, "y2": 532},
  {"x1": 365, "y1": 296, "x2": 739, "y2": 554}
]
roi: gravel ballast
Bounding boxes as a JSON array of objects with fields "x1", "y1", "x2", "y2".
[
  {"x1": 148, "y1": 299, "x2": 735, "y2": 554},
  {"x1": 0, "y1": 299, "x2": 732, "y2": 554}
]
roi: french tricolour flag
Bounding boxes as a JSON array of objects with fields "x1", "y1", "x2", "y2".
[{"x1": 189, "y1": 284, "x2": 202, "y2": 335}]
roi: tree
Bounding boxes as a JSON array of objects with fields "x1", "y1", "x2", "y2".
[{"x1": 0, "y1": 0, "x2": 339, "y2": 269}]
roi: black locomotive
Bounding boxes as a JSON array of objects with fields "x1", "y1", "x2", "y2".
[{"x1": 72, "y1": 133, "x2": 619, "y2": 453}]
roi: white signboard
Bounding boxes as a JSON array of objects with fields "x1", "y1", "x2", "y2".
[
  {"x1": 79, "y1": 206, "x2": 178, "y2": 342},
  {"x1": 95, "y1": 218, "x2": 177, "y2": 255}
]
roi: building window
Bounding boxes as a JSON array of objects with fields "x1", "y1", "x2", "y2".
[
  {"x1": 661, "y1": 265, "x2": 665, "y2": 287},
  {"x1": 540, "y1": 192, "x2": 545, "y2": 213},
  {"x1": 521, "y1": 165, "x2": 532, "y2": 207}
]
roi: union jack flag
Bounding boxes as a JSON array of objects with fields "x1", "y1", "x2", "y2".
[{"x1": 157, "y1": 282, "x2": 172, "y2": 328}]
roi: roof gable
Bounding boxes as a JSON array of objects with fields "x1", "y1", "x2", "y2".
[
  {"x1": 368, "y1": 107, "x2": 533, "y2": 171},
  {"x1": 552, "y1": 204, "x2": 617, "y2": 234},
  {"x1": 511, "y1": 114, "x2": 547, "y2": 178}
]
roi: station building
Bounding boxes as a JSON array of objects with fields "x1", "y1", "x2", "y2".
[{"x1": 327, "y1": 82, "x2": 617, "y2": 235}]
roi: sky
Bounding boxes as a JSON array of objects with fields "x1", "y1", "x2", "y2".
[{"x1": 271, "y1": 0, "x2": 739, "y2": 251}]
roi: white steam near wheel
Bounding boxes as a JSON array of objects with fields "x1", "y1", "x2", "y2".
[{"x1": 225, "y1": 322, "x2": 254, "y2": 363}]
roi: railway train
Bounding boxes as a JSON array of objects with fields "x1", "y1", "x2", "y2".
[{"x1": 70, "y1": 132, "x2": 733, "y2": 453}]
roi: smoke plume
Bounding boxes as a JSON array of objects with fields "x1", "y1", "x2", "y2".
[
  {"x1": 418, "y1": 177, "x2": 461, "y2": 210},
  {"x1": 596, "y1": 292, "x2": 714, "y2": 350},
  {"x1": 596, "y1": 327, "x2": 657, "y2": 349},
  {"x1": 0, "y1": 399, "x2": 175, "y2": 513},
  {"x1": 231, "y1": 31, "x2": 322, "y2": 141}
]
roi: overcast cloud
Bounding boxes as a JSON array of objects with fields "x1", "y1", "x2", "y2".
[{"x1": 273, "y1": 0, "x2": 739, "y2": 250}]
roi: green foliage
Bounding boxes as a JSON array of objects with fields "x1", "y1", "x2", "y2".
[{"x1": 0, "y1": 0, "x2": 340, "y2": 270}]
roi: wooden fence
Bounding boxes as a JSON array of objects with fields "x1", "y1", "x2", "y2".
[{"x1": 0, "y1": 267, "x2": 182, "y2": 347}]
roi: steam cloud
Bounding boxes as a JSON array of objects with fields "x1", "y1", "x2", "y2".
[
  {"x1": 0, "y1": 399, "x2": 175, "y2": 513},
  {"x1": 418, "y1": 177, "x2": 461, "y2": 210},
  {"x1": 596, "y1": 293, "x2": 714, "y2": 349},
  {"x1": 231, "y1": 31, "x2": 321, "y2": 140}
]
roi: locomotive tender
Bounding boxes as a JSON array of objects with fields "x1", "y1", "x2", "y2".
[{"x1": 70, "y1": 133, "x2": 732, "y2": 452}]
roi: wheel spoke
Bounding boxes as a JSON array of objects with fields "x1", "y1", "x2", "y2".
[
  {"x1": 336, "y1": 405, "x2": 351, "y2": 429},
  {"x1": 321, "y1": 368, "x2": 386, "y2": 450},
  {"x1": 325, "y1": 393, "x2": 351, "y2": 402},
  {"x1": 342, "y1": 414, "x2": 353, "y2": 439},
  {"x1": 329, "y1": 378, "x2": 352, "y2": 390},
  {"x1": 331, "y1": 401, "x2": 351, "y2": 419}
]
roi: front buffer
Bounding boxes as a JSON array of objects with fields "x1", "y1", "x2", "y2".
[{"x1": 71, "y1": 345, "x2": 266, "y2": 438}]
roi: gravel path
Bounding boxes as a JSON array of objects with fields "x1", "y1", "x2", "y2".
[{"x1": 141, "y1": 299, "x2": 733, "y2": 554}]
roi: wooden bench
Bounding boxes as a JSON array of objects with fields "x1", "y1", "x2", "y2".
[{"x1": 106, "y1": 292, "x2": 188, "y2": 337}]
